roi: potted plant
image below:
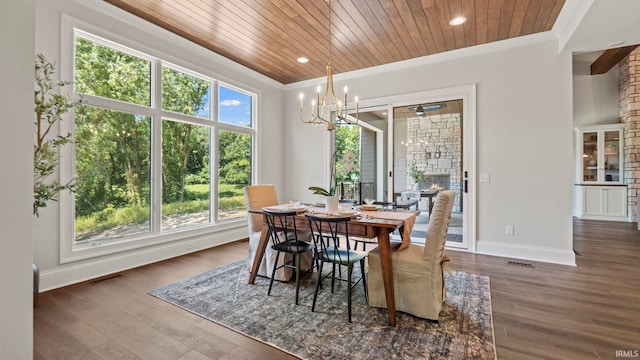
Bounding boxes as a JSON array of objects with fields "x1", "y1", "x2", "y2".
[
  {"x1": 32, "y1": 54, "x2": 77, "y2": 305},
  {"x1": 34, "y1": 53, "x2": 76, "y2": 216},
  {"x1": 409, "y1": 161, "x2": 424, "y2": 191},
  {"x1": 309, "y1": 150, "x2": 340, "y2": 211},
  {"x1": 309, "y1": 150, "x2": 361, "y2": 211}
]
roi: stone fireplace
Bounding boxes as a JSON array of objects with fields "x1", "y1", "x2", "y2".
[
  {"x1": 422, "y1": 174, "x2": 450, "y2": 190},
  {"x1": 404, "y1": 110, "x2": 462, "y2": 212}
]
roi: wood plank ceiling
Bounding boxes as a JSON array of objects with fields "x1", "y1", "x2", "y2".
[{"x1": 105, "y1": 0, "x2": 566, "y2": 84}]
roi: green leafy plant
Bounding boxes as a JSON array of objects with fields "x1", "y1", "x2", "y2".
[
  {"x1": 409, "y1": 161, "x2": 424, "y2": 183},
  {"x1": 33, "y1": 54, "x2": 76, "y2": 216}
]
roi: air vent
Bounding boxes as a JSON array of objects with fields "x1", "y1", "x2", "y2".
[
  {"x1": 507, "y1": 260, "x2": 534, "y2": 268},
  {"x1": 90, "y1": 274, "x2": 122, "y2": 284}
]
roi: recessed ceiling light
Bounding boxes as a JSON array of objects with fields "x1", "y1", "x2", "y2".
[
  {"x1": 449, "y1": 16, "x2": 467, "y2": 26},
  {"x1": 297, "y1": 57, "x2": 309, "y2": 63}
]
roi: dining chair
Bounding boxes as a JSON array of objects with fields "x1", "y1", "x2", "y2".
[
  {"x1": 339, "y1": 199, "x2": 357, "y2": 207},
  {"x1": 367, "y1": 190, "x2": 456, "y2": 321},
  {"x1": 305, "y1": 213, "x2": 367, "y2": 322},
  {"x1": 318, "y1": 199, "x2": 356, "y2": 249},
  {"x1": 352, "y1": 201, "x2": 396, "y2": 251},
  {"x1": 244, "y1": 185, "x2": 312, "y2": 281},
  {"x1": 373, "y1": 201, "x2": 396, "y2": 209},
  {"x1": 263, "y1": 209, "x2": 314, "y2": 305}
]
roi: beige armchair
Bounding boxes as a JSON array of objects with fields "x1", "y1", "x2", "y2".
[
  {"x1": 244, "y1": 185, "x2": 312, "y2": 281},
  {"x1": 367, "y1": 190, "x2": 456, "y2": 320}
]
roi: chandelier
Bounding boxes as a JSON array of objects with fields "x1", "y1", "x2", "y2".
[{"x1": 298, "y1": 0, "x2": 359, "y2": 131}]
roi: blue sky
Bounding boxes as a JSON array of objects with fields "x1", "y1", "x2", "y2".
[
  {"x1": 218, "y1": 86, "x2": 251, "y2": 127},
  {"x1": 194, "y1": 86, "x2": 251, "y2": 127}
]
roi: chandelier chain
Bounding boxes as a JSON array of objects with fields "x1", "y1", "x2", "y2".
[{"x1": 298, "y1": 0, "x2": 359, "y2": 131}]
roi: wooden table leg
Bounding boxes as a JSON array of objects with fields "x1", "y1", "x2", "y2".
[
  {"x1": 248, "y1": 218, "x2": 269, "y2": 285},
  {"x1": 376, "y1": 228, "x2": 397, "y2": 327}
]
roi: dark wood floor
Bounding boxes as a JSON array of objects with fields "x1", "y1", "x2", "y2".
[{"x1": 34, "y1": 218, "x2": 640, "y2": 359}]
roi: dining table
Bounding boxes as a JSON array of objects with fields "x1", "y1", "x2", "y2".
[{"x1": 247, "y1": 204, "x2": 418, "y2": 327}]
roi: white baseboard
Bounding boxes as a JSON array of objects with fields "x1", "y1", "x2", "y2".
[
  {"x1": 39, "y1": 227, "x2": 248, "y2": 292},
  {"x1": 476, "y1": 241, "x2": 576, "y2": 266},
  {"x1": 576, "y1": 214, "x2": 630, "y2": 222}
]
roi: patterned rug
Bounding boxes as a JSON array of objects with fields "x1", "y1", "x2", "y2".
[{"x1": 149, "y1": 260, "x2": 495, "y2": 360}]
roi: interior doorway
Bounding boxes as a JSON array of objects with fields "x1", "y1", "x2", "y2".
[{"x1": 336, "y1": 107, "x2": 387, "y2": 202}]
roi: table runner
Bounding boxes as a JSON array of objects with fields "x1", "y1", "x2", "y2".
[
  {"x1": 264, "y1": 205, "x2": 417, "y2": 247},
  {"x1": 358, "y1": 209, "x2": 416, "y2": 248}
]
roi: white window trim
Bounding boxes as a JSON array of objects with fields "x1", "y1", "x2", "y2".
[{"x1": 59, "y1": 15, "x2": 257, "y2": 264}]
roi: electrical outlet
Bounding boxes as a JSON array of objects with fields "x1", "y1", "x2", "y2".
[
  {"x1": 506, "y1": 225, "x2": 514, "y2": 236},
  {"x1": 479, "y1": 173, "x2": 490, "y2": 183}
]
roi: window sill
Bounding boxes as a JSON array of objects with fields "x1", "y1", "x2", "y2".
[{"x1": 60, "y1": 219, "x2": 247, "y2": 264}]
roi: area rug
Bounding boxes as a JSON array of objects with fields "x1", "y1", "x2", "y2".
[{"x1": 149, "y1": 260, "x2": 495, "y2": 360}]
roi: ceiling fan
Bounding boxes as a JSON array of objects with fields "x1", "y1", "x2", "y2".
[{"x1": 410, "y1": 103, "x2": 447, "y2": 116}]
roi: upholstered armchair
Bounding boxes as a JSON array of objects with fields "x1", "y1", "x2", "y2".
[
  {"x1": 367, "y1": 190, "x2": 456, "y2": 320},
  {"x1": 244, "y1": 185, "x2": 312, "y2": 281}
]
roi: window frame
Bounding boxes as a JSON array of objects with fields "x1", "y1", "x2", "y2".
[{"x1": 59, "y1": 17, "x2": 257, "y2": 263}]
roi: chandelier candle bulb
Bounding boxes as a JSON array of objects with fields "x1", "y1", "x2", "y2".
[{"x1": 343, "y1": 87, "x2": 347, "y2": 115}]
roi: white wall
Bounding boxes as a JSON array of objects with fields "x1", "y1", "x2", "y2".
[
  {"x1": 571, "y1": 55, "x2": 621, "y2": 214},
  {"x1": 34, "y1": 0, "x2": 286, "y2": 290},
  {"x1": 573, "y1": 56, "x2": 620, "y2": 127},
  {"x1": 284, "y1": 37, "x2": 576, "y2": 265},
  {"x1": 0, "y1": 1, "x2": 35, "y2": 358}
]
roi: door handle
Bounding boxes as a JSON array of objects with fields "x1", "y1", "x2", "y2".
[{"x1": 463, "y1": 171, "x2": 468, "y2": 193}]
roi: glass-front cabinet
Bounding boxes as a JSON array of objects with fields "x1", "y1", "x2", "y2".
[
  {"x1": 578, "y1": 124, "x2": 624, "y2": 184},
  {"x1": 574, "y1": 124, "x2": 628, "y2": 222}
]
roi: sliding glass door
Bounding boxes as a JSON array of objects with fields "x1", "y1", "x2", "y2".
[
  {"x1": 341, "y1": 85, "x2": 475, "y2": 251},
  {"x1": 392, "y1": 99, "x2": 466, "y2": 249}
]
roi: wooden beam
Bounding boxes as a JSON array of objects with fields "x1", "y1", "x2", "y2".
[{"x1": 591, "y1": 45, "x2": 639, "y2": 75}]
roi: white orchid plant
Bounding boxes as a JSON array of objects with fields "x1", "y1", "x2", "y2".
[{"x1": 309, "y1": 150, "x2": 359, "y2": 197}]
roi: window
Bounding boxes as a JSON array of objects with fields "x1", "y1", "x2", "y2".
[
  {"x1": 74, "y1": 106, "x2": 152, "y2": 243},
  {"x1": 70, "y1": 30, "x2": 255, "y2": 253},
  {"x1": 219, "y1": 85, "x2": 252, "y2": 126},
  {"x1": 161, "y1": 120, "x2": 211, "y2": 231},
  {"x1": 162, "y1": 66, "x2": 211, "y2": 119},
  {"x1": 218, "y1": 129, "x2": 251, "y2": 220},
  {"x1": 217, "y1": 85, "x2": 253, "y2": 221}
]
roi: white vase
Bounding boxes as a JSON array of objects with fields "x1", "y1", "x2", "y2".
[{"x1": 325, "y1": 195, "x2": 339, "y2": 212}]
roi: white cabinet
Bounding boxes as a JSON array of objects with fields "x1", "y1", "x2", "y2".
[
  {"x1": 575, "y1": 185, "x2": 628, "y2": 221},
  {"x1": 574, "y1": 124, "x2": 628, "y2": 222},
  {"x1": 575, "y1": 124, "x2": 624, "y2": 184}
]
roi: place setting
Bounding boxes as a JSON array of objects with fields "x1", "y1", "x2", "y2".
[
  {"x1": 283, "y1": 199, "x2": 307, "y2": 211},
  {"x1": 333, "y1": 208, "x2": 360, "y2": 218},
  {"x1": 358, "y1": 198, "x2": 382, "y2": 212}
]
